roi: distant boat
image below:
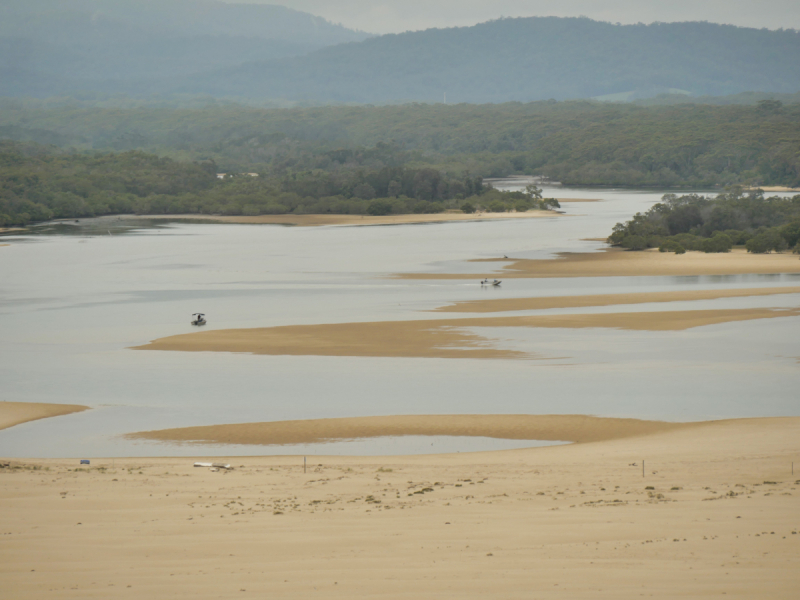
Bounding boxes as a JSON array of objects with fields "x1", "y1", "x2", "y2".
[
  {"x1": 191, "y1": 313, "x2": 207, "y2": 326},
  {"x1": 480, "y1": 279, "x2": 502, "y2": 286}
]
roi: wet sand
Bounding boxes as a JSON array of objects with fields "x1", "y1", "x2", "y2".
[
  {"x1": 127, "y1": 210, "x2": 560, "y2": 227},
  {"x1": 396, "y1": 248, "x2": 800, "y2": 279},
  {"x1": 433, "y1": 286, "x2": 800, "y2": 313},
  {"x1": 128, "y1": 414, "x2": 691, "y2": 446},
  {"x1": 0, "y1": 402, "x2": 89, "y2": 431},
  {"x1": 3, "y1": 416, "x2": 798, "y2": 599},
  {"x1": 134, "y1": 307, "x2": 800, "y2": 360}
]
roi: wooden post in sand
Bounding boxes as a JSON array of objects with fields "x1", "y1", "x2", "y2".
[
  {"x1": 642, "y1": 460, "x2": 645, "y2": 478},
  {"x1": 304, "y1": 456, "x2": 306, "y2": 474}
]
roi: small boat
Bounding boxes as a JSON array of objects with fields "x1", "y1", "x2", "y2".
[
  {"x1": 480, "y1": 279, "x2": 502, "y2": 286},
  {"x1": 191, "y1": 313, "x2": 207, "y2": 326},
  {"x1": 492, "y1": 280, "x2": 502, "y2": 286}
]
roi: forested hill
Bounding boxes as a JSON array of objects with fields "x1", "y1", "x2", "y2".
[
  {"x1": 174, "y1": 17, "x2": 800, "y2": 104},
  {"x1": 2, "y1": 100, "x2": 798, "y2": 187},
  {"x1": 0, "y1": 0, "x2": 371, "y2": 98}
]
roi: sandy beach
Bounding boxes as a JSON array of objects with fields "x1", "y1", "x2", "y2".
[
  {"x1": 396, "y1": 248, "x2": 800, "y2": 279},
  {"x1": 0, "y1": 402, "x2": 88, "y2": 432},
  {"x1": 2, "y1": 416, "x2": 798, "y2": 598},
  {"x1": 134, "y1": 307, "x2": 800, "y2": 360},
  {"x1": 124, "y1": 210, "x2": 561, "y2": 227}
]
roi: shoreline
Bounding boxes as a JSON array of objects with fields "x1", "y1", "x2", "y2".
[{"x1": 0, "y1": 401, "x2": 89, "y2": 432}]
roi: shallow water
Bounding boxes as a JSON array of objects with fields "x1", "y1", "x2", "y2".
[{"x1": 1, "y1": 184, "x2": 798, "y2": 457}]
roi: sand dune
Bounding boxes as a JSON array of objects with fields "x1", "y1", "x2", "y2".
[
  {"x1": 0, "y1": 401, "x2": 89, "y2": 431},
  {"x1": 396, "y1": 248, "x2": 800, "y2": 279},
  {"x1": 3, "y1": 416, "x2": 798, "y2": 599},
  {"x1": 433, "y1": 286, "x2": 800, "y2": 313},
  {"x1": 134, "y1": 307, "x2": 800, "y2": 360},
  {"x1": 128, "y1": 414, "x2": 693, "y2": 446}
]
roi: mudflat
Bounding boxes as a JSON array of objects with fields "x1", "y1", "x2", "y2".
[
  {"x1": 0, "y1": 402, "x2": 89, "y2": 431},
  {"x1": 3, "y1": 416, "x2": 798, "y2": 599}
]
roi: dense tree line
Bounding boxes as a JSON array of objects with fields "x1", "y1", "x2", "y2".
[
  {"x1": 1, "y1": 99, "x2": 798, "y2": 188},
  {"x1": 608, "y1": 187, "x2": 800, "y2": 254},
  {"x1": 0, "y1": 141, "x2": 554, "y2": 227}
]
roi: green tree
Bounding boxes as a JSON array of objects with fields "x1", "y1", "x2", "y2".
[{"x1": 746, "y1": 228, "x2": 789, "y2": 253}]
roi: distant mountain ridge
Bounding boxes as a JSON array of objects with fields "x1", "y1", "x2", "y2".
[
  {"x1": 1, "y1": 11, "x2": 799, "y2": 104},
  {"x1": 173, "y1": 17, "x2": 800, "y2": 103},
  {"x1": 0, "y1": 0, "x2": 371, "y2": 96}
]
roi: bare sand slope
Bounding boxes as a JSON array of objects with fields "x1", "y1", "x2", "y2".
[
  {"x1": 128, "y1": 210, "x2": 559, "y2": 227},
  {"x1": 396, "y1": 248, "x2": 800, "y2": 279},
  {"x1": 128, "y1": 414, "x2": 692, "y2": 446},
  {"x1": 434, "y1": 285, "x2": 800, "y2": 313},
  {"x1": 3, "y1": 417, "x2": 798, "y2": 599},
  {"x1": 133, "y1": 307, "x2": 800, "y2": 359},
  {"x1": 0, "y1": 402, "x2": 89, "y2": 431}
]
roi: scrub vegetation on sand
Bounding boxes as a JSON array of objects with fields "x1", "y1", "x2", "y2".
[{"x1": 608, "y1": 186, "x2": 800, "y2": 255}]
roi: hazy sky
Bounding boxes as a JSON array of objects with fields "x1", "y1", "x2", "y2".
[{"x1": 229, "y1": 0, "x2": 800, "y2": 34}]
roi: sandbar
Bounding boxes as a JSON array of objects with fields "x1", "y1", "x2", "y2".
[
  {"x1": 127, "y1": 210, "x2": 560, "y2": 227},
  {"x1": 3, "y1": 416, "x2": 798, "y2": 598},
  {"x1": 128, "y1": 414, "x2": 693, "y2": 446},
  {"x1": 433, "y1": 285, "x2": 800, "y2": 313},
  {"x1": 133, "y1": 307, "x2": 800, "y2": 360},
  {"x1": 396, "y1": 247, "x2": 800, "y2": 279},
  {"x1": 0, "y1": 401, "x2": 89, "y2": 431}
]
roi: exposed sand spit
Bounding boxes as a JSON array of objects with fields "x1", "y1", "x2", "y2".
[
  {"x1": 433, "y1": 286, "x2": 800, "y2": 313},
  {"x1": 127, "y1": 414, "x2": 692, "y2": 446},
  {"x1": 127, "y1": 210, "x2": 560, "y2": 227},
  {"x1": 133, "y1": 307, "x2": 800, "y2": 359},
  {"x1": 0, "y1": 402, "x2": 89, "y2": 431},
  {"x1": 396, "y1": 248, "x2": 800, "y2": 279}
]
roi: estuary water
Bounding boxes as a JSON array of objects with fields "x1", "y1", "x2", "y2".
[{"x1": 1, "y1": 184, "x2": 799, "y2": 458}]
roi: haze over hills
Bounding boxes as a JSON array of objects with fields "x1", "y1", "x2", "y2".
[
  {"x1": 0, "y1": 0, "x2": 371, "y2": 97},
  {"x1": 176, "y1": 17, "x2": 800, "y2": 104},
  {"x1": 1, "y1": 4, "x2": 799, "y2": 105}
]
